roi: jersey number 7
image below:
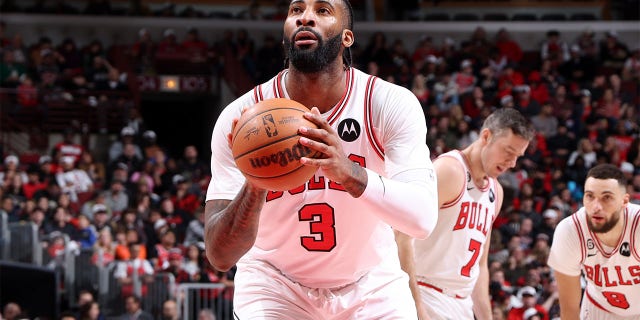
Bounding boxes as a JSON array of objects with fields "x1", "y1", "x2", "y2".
[{"x1": 461, "y1": 239, "x2": 481, "y2": 277}]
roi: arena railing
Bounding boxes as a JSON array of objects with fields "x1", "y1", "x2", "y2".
[{"x1": 177, "y1": 282, "x2": 233, "y2": 320}]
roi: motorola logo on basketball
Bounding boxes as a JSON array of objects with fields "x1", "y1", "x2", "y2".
[{"x1": 248, "y1": 144, "x2": 315, "y2": 168}]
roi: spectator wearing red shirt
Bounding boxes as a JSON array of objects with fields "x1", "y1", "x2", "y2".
[
  {"x1": 527, "y1": 71, "x2": 549, "y2": 105},
  {"x1": 181, "y1": 27, "x2": 208, "y2": 61},
  {"x1": 495, "y1": 28, "x2": 523, "y2": 64},
  {"x1": 16, "y1": 76, "x2": 38, "y2": 108},
  {"x1": 157, "y1": 29, "x2": 181, "y2": 56},
  {"x1": 170, "y1": 174, "x2": 199, "y2": 215},
  {"x1": 23, "y1": 165, "x2": 47, "y2": 200},
  {"x1": 508, "y1": 286, "x2": 549, "y2": 320},
  {"x1": 53, "y1": 128, "x2": 84, "y2": 165}
]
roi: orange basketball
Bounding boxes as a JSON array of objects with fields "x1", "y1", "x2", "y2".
[{"x1": 231, "y1": 98, "x2": 321, "y2": 191}]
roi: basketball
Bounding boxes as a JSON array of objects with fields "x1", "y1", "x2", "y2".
[{"x1": 231, "y1": 98, "x2": 321, "y2": 191}]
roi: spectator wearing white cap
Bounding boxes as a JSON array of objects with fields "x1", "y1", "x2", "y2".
[
  {"x1": 55, "y1": 155, "x2": 94, "y2": 203},
  {"x1": 507, "y1": 286, "x2": 549, "y2": 320},
  {"x1": 536, "y1": 207, "x2": 560, "y2": 244},
  {"x1": 108, "y1": 126, "x2": 143, "y2": 163},
  {"x1": 0, "y1": 155, "x2": 27, "y2": 188},
  {"x1": 142, "y1": 130, "x2": 167, "y2": 166}
]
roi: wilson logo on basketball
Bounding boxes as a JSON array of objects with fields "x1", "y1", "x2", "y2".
[{"x1": 249, "y1": 144, "x2": 314, "y2": 168}]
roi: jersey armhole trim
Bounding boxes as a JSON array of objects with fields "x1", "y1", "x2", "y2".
[
  {"x1": 439, "y1": 155, "x2": 466, "y2": 209},
  {"x1": 630, "y1": 208, "x2": 640, "y2": 261},
  {"x1": 364, "y1": 75, "x2": 385, "y2": 160},
  {"x1": 572, "y1": 214, "x2": 586, "y2": 264}
]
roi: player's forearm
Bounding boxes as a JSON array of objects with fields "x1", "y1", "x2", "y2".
[
  {"x1": 360, "y1": 168, "x2": 438, "y2": 239},
  {"x1": 395, "y1": 232, "x2": 428, "y2": 319},
  {"x1": 204, "y1": 184, "x2": 267, "y2": 271},
  {"x1": 471, "y1": 263, "x2": 492, "y2": 320}
]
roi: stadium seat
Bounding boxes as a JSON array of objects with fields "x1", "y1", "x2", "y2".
[
  {"x1": 512, "y1": 13, "x2": 537, "y2": 21},
  {"x1": 484, "y1": 13, "x2": 509, "y2": 21},
  {"x1": 540, "y1": 13, "x2": 567, "y2": 21},
  {"x1": 570, "y1": 13, "x2": 597, "y2": 21},
  {"x1": 453, "y1": 13, "x2": 479, "y2": 21},
  {"x1": 424, "y1": 13, "x2": 450, "y2": 21}
]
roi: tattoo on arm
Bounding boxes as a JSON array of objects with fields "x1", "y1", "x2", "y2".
[{"x1": 342, "y1": 161, "x2": 368, "y2": 198}]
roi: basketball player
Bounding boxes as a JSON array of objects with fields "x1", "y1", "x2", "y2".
[
  {"x1": 204, "y1": 0, "x2": 438, "y2": 319},
  {"x1": 548, "y1": 164, "x2": 640, "y2": 320},
  {"x1": 397, "y1": 108, "x2": 535, "y2": 320}
]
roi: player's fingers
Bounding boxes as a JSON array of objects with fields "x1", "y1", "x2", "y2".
[
  {"x1": 299, "y1": 136, "x2": 330, "y2": 155},
  {"x1": 303, "y1": 108, "x2": 333, "y2": 133},
  {"x1": 228, "y1": 118, "x2": 239, "y2": 148}
]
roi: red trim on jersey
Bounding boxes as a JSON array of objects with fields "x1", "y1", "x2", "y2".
[
  {"x1": 630, "y1": 208, "x2": 640, "y2": 261},
  {"x1": 491, "y1": 178, "x2": 499, "y2": 223},
  {"x1": 417, "y1": 281, "x2": 465, "y2": 299},
  {"x1": 589, "y1": 208, "x2": 628, "y2": 258},
  {"x1": 585, "y1": 289, "x2": 612, "y2": 313},
  {"x1": 436, "y1": 154, "x2": 465, "y2": 209},
  {"x1": 327, "y1": 68, "x2": 353, "y2": 125},
  {"x1": 364, "y1": 75, "x2": 385, "y2": 160},
  {"x1": 253, "y1": 85, "x2": 262, "y2": 102},
  {"x1": 572, "y1": 214, "x2": 586, "y2": 263},
  {"x1": 275, "y1": 70, "x2": 286, "y2": 98}
]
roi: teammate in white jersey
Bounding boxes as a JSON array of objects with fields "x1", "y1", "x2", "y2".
[
  {"x1": 397, "y1": 108, "x2": 535, "y2": 320},
  {"x1": 204, "y1": 0, "x2": 439, "y2": 318},
  {"x1": 548, "y1": 164, "x2": 640, "y2": 320}
]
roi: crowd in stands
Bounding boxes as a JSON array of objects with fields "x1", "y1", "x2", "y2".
[{"x1": 2, "y1": 4, "x2": 640, "y2": 320}]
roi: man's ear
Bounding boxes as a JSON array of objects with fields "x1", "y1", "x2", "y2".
[{"x1": 342, "y1": 29, "x2": 354, "y2": 48}]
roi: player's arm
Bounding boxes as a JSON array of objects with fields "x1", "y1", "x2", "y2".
[
  {"x1": 204, "y1": 99, "x2": 268, "y2": 271},
  {"x1": 553, "y1": 270, "x2": 581, "y2": 320},
  {"x1": 204, "y1": 185, "x2": 267, "y2": 271},
  {"x1": 472, "y1": 182, "x2": 503, "y2": 320},
  {"x1": 397, "y1": 157, "x2": 463, "y2": 319},
  {"x1": 548, "y1": 215, "x2": 584, "y2": 320},
  {"x1": 395, "y1": 231, "x2": 430, "y2": 320},
  {"x1": 299, "y1": 99, "x2": 438, "y2": 239}
]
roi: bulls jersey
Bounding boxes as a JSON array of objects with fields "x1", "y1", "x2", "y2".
[
  {"x1": 414, "y1": 151, "x2": 499, "y2": 298},
  {"x1": 207, "y1": 67, "x2": 435, "y2": 288},
  {"x1": 548, "y1": 203, "x2": 640, "y2": 317}
]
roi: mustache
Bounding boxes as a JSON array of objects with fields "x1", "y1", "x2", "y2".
[{"x1": 292, "y1": 27, "x2": 322, "y2": 42}]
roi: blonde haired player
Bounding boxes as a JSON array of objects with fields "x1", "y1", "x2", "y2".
[
  {"x1": 548, "y1": 164, "x2": 640, "y2": 320},
  {"x1": 398, "y1": 108, "x2": 535, "y2": 320},
  {"x1": 204, "y1": 0, "x2": 438, "y2": 318}
]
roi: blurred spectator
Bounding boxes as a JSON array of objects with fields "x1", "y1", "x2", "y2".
[
  {"x1": 73, "y1": 214, "x2": 97, "y2": 249},
  {"x1": 170, "y1": 174, "x2": 199, "y2": 214},
  {"x1": 567, "y1": 138, "x2": 597, "y2": 169},
  {"x1": 527, "y1": 71, "x2": 549, "y2": 105},
  {"x1": 576, "y1": 28, "x2": 598, "y2": 58},
  {"x1": 53, "y1": 128, "x2": 84, "y2": 165},
  {"x1": 119, "y1": 295, "x2": 153, "y2": 320},
  {"x1": 180, "y1": 242, "x2": 203, "y2": 281},
  {"x1": 599, "y1": 30, "x2": 629, "y2": 71},
  {"x1": 23, "y1": 165, "x2": 48, "y2": 200},
  {"x1": 540, "y1": 30, "x2": 569, "y2": 68},
  {"x1": 157, "y1": 29, "x2": 180, "y2": 55},
  {"x1": 178, "y1": 145, "x2": 208, "y2": 186},
  {"x1": 55, "y1": 155, "x2": 94, "y2": 202},
  {"x1": 78, "y1": 301, "x2": 102, "y2": 320},
  {"x1": 103, "y1": 179, "x2": 128, "y2": 216},
  {"x1": 530, "y1": 103, "x2": 558, "y2": 138},
  {"x1": 2, "y1": 302, "x2": 23, "y2": 320},
  {"x1": 198, "y1": 309, "x2": 216, "y2": 320},
  {"x1": 131, "y1": 28, "x2": 156, "y2": 74},
  {"x1": 622, "y1": 47, "x2": 640, "y2": 80},
  {"x1": 78, "y1": 150, "x2": 106, "y2": 187},
  {"x1": 114, "y1": 243, "x2": 154, "y2": 298},
  {"x1": 181, "y1": 27, "x2": 208, "y2": 62},
  {"x1": 560, "y1": 44, "x2": 596, "y2": 86},
  {"x1": 1, "y1": 155, "x2": 27, "y2": 189},
  {"x1": 514, "y1": 85, "x2": 541, "y2": 118},
  {"x1": 0, "y1": 50, "x2": 26, "y2": 88},
  {"x1": 183, "y1": 207, "x2": 204, "y2": 247},
  {"x1": 150, "y1": 229, "x2": 178, "y2": 271},
  {"x1": 452, "y1": 59, "x2": 476, "y2": 97},
  {"x1": 237, "y1": 0, "x2": 263, "y2": 20},
  {"x1": 161, "y1": 299, "x2": 179, "y2": 320},
  {"x1": 57, "y1": 38, "x2": 83, "y2": 78},
  {"x1": 495, "y1": 28, "x2": 522, "y2": 64},
  {"x1": 110, "y1": 143, "x2": 143, "y2": 178},
  {"x1": 507, "y1": 286, "x2": 549, "y2": 320},
  {"x1": 109, "y1": 126, "x2": 143, "y2": 163}
]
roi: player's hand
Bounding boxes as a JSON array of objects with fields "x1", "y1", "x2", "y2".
[{"x1": 298, "y1": 107, "x2": 365, "y2": 193}]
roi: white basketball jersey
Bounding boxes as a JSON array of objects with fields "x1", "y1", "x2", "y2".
[
  {"x1": 414, "y1": 151, "x2": 499, "y2": 297},
  {"x1": 548, "y1": 204, "x2": 640, "y2": 317},
  {"x1": 207, "y1": 67, "x2": 432, "y2": 288}
]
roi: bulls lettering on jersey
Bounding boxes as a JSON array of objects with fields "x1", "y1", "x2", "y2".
[
  {"x1": 207, "y1": 67, "x2": 433, "y2": 289},
  {"x1": 548, "y1": 203, "x2": 640, "y2": 317},
  {"x1": 414, "y1": 150, "x2": 499, "y2": 297}
]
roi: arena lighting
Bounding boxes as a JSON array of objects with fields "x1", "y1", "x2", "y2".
[{"x1": 160, "y1": 75, "x2": 180, "y2": 92}]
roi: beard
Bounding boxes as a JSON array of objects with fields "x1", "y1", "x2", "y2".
[
  {"x1": 587, "y1": 209, "x2": 621, "y2": 233},
  {"x1": 284, "y1": 29, "x2": 343, "y2": 73}
]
